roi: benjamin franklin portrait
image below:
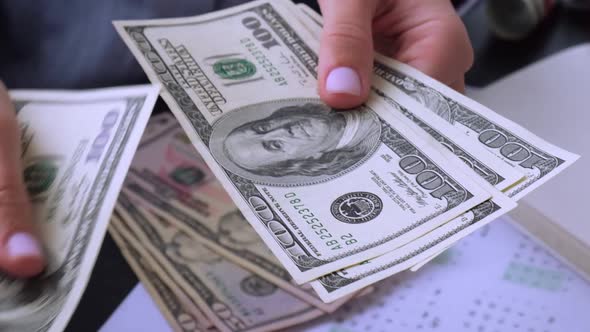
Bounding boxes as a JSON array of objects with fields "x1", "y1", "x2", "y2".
[{"x1": 209, "y1": 99, "x2": 381, "y2": 186}]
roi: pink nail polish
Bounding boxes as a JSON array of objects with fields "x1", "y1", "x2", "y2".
[
  {"x1": 326, "y1": 67, "x2": 362, "y2": 96},
  {"x1": 6, "y1": 232, "x2": 43, "y2": 258}
]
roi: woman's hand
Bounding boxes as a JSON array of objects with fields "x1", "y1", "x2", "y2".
[
  {"x1": 317, "y1": 0, "x2": 473, "y2": 108},
  {"x1": 0, "y1": 82, "x2": 45, "y2": 278}
]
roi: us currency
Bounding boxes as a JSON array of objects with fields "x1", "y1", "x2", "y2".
[
  {"x1": 115, "y1": 192, "x2": 324, "y2": 332},
  {"x1": 295, "y1": 4, "x2": 523, "y2": 241},
  {"x1": 115, "y1": 0, "x2": 492, "y2": 283},
  {"x1": 0, "y1": 85, "x2": 159, "y2": 332},
  {"x1": 308, "y1": 190, "x2": 516, "y2": 302},
  {"x1": 123, "y1": 168, "x2": 353, "y2": 312},
  {"x1": 291, "y1": 1, "x2": 578, "y2": 201},
  {"x1": 296, "y1": 4, "x2": 577, "y2": 200},
  {"x1": 127, "y1": 117, "x2": 351, "y2": 312},
  {"x1": 375, "y1": 56, "x2": 580, "y2": 199},
  {"x1": 295, "y1": 3, "x2": 524, "y2": 192},
  {"x1": 108, "y1": 214, "x2": 213, "y2": 332},
  {"x1": 294, "y1": 4, "x2": 578, "y2": 269},
  {"x1": 287, "y1": 5, "x2": 523, "y2": 301},
  {"x1": 372, "y1": 63, "x2": 580, "y2": 200},
  {"x1": 133, "y1": 115, "x2": 235, "y2": 207},
  {"x1": 140, "y1": 112, "x2": 180, "y2": 145}
]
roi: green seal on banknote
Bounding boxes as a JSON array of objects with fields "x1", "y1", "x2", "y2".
[
  {"x1": 213, "y1": 58, "x2": 257, "y2": 80},
  {"x1": 23, "y1": 157, "x2": 60, "y2": 198},
  {"x1": 169, "y1": 166, "x2": 205, "y2": 186}
]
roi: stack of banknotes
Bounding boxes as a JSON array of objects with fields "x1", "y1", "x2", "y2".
[
  {"x1": 109, "y1": 0, "x2": 578, "y2": 330},
  {"x1": 112, "y1": 113, "x2": 363, "y2": 332},
  {"x1": 1, "y1": 1, "x2": 579, "y2": 332}
]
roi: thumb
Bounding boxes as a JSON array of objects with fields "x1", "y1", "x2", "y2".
[
  {"x1": 0, "y1": 82, "x2": 45, "y2": 278},
  {"x1": 318, "y1": 0, "x2": 377, "y2": 109}
]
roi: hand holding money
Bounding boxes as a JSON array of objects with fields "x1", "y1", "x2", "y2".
[
  {"x1": 0, "y1": 0, "x2": 472, "y2": 281},
  {"x1": 114, "y1": 0, "x2": 577, "y2": 304},
  {"x1": 0, "y1": 85, "x2": 160, "y2": 332},
  {"x1": 0, "y1": 81, "x2": 45, "y2": 278},
  {"x1": 316, "y1": 0, "x2": 472, "y2": 108},
  {"x1": 0, "y1": 1, "x2": 578, "y2": 331}
]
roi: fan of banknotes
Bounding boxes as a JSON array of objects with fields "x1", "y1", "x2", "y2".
[
  {"x1": 1, "y1": 1, "x2": 579, "y2": 332},
  {"x1": 108, "y1": 1, "x2": 579, "y2": 330}
]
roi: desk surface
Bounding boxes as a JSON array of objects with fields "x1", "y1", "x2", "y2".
[{"x1": 65, "y1": 2, "x2": 590, "y2": 331}]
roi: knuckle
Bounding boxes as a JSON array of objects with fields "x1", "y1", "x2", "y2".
[
  {"x1": 0, "y1": 183, "x2": 31, "y2": 235},
  {"x1": 0, "y1": 110, "x2": 17, "y2": 131},
  {"x1": 324, "y1": 21, "x2": 370, "y2": 48},
  {"x1": 462, "y1": 40, "x2": 475, "y2": 72},
  {"x1": 0, "y1": 182, "x2": 27, "y2": 206},
  {"x1": 432, "y1": 13, "x2": 474, "y2": 74},
  {"x1": 0, "y1": 105, "x2": 17, "y2": 131},
  {"x1": 447, "y1": 16, "x2": 474, "y2": 72}
]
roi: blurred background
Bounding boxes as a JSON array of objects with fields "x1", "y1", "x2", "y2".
[{"x1": 458, "y1": 0, "x2": 590, "y2": 86}]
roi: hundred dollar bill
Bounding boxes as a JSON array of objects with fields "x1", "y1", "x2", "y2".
[
  {"x1": 295, "y1": 4, "x2": 573, "y2": 299},
  {"x1": 293, "y1": 6, "x2": 522, "y2": 295},
  {"x1": 373, "y1": 56, "x2": 579, "y2": 199},
  {"x1": 371, "y1": 57, "x2": 580, "y2": 199},
  {"x1": 303, "y1": 102, "x2": 519, "y2": 301},
  {"x1": 115, "y1": 0, "x2": 491, "y2": 283},
  {"x1": 295, "y1": 3, "x2": 521, "y2": 287},
  {"x1": 296, "y1": 3, "x2": 577, "y2": 199},
  {"x1": 122, "y1": 168, "x2": 352, "y2": 311},
  {"x1": 108, "y1": 214, "x2": 212, "y2": 331},
  {"x1": 0, "y1": 85, "x2": 159, "y2": 332},
  {"x1": 128, "y1": 121, "x2": 350, "y2": 312},
  {"x1": 310, "y1": 191, "x2": 516, "y2": 302},
  {"x1": 115, "y1": 192, "x2": 324, "y2": 332},
  {"x1": 293, "y1": 24, "x2": 574, "y2": 201},
  {"x1": 294, "y1": 3, "x2": 524, "y2": 192}
]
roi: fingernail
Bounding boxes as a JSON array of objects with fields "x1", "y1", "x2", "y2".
[
  {"x1": 326, "y1": 67, "x2": 362, "y2": 96},
  {"x1": 6, "y1": 232, "x2": 43, "y2": 258}
]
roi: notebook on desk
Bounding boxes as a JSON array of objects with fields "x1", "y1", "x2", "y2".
[{"x1": 468, "y1": 44, "x2": 590, "y2": 281}]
